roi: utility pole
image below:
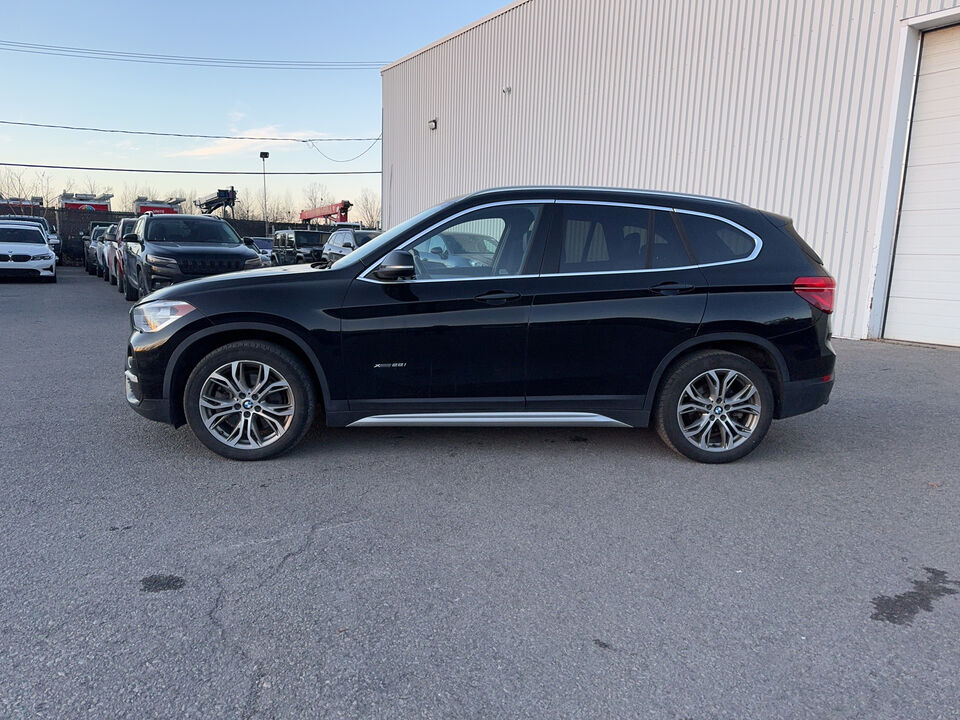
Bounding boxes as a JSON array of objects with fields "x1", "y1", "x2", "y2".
[{"x1": 260, "y1": 151, "x2": 269, "y2": 237}]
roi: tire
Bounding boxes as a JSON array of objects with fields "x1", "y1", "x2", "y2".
[
  {"x1": 103, "y1": 264, "x2": 111, "y2": 282},
  {"x1": 109, "y1": 264, "x2": 117, "y2": 285},
  {"x1": 42, "y1": 274, "x2": 56, "y2": 284},
  {"x1": 183, "y1": 341, "x2": 316, "y2": 461},
  {"x1": 117, "y1": 271, "x2": 125, "y2": 293},
  {"x1": 96, "y1": 263, "x2": 103, "y2": 278},
  {"x1": 123, "y1": 273, "x2": 138, "y2": 301},
  {"x1": 137, "y1": 269, "x2": 147, "y2": 299},
  {"x1": 654, "y1": 350, "x2": 774, "y2": 464}
]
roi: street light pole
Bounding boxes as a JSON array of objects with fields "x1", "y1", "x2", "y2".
[{"x1": 260, "y1": 151, "x2": 269, "y2": 237}]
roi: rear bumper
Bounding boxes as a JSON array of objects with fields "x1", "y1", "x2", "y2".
[{"x1": 777, "y1": 376, "x2": 834, "y2": 419}]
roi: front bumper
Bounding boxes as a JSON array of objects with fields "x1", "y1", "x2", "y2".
[
  {"x1": 0, "y1": 257, "x2": 56, "y2": 277},
  {"x1": 125, "y1": 312, "x2": 213, "y2": 427}
]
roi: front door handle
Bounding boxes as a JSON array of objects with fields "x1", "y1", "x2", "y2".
[
  {"x1": 650, "y1": 281, "x2": 695, "y2": 296},
  {"x1": 474, "y1": 290, "x2": 522, "y2": 305}
]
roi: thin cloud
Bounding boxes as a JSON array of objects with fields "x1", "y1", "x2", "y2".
[{"x1": 167, "y1": 126, "x2": 321, "y2": 158}]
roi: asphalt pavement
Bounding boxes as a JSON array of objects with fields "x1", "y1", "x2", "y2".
[{"x1": 1, "y1": 267, "x2": 959, "y2": 719}]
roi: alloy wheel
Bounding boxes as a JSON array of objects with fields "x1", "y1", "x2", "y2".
[
  {"x1": 198, "y1": 360, "x2": 295, "y2": 449},
  {"x1": 676, "y1": 368, "x2": 761, "y2": 452}
]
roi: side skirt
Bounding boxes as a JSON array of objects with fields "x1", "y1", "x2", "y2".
[{"x1": 346, "y1": 412, "x2": 633, "y2": 428}]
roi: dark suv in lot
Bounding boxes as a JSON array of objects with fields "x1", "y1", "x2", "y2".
[
  {"x1": 125, "y1": 187, "x2": 835, "y2": 463},
  {"x1": 121, "y1": 213, "x2": 261, "y2": 299}
]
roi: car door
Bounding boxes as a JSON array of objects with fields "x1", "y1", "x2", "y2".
[
  {"x1": 339, "y1": 201, "x2": 549, "y2": 415},
  {"x1": 524, "y1": 202, "x2": 708, "y2": 422}
]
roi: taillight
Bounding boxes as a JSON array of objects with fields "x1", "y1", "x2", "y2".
[{"x1": 794, "y1": 276, "x2": 835, "y2": 314}]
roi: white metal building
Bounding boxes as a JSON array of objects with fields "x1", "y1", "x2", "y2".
[{"x1": 381, "y1": 0, "x2": 960, "y2": 345}]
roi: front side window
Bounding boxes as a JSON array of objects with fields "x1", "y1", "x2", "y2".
[
  {"x1": 678, "y1": 214, "x2": 756, "y2": 265},
  {"x1": 555, "y1": 205, "x2": 692, "y2": 273},
  {"x1": 406, "y1": 204, "x2": 543, "y2": 280}
]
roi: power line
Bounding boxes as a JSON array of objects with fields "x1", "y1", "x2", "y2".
[
  {"x1": 307, "y1": 135, "x2": 382, "y2": 163},
  {"x1": 0, "y1": 40, "x2": 386, "y2": 70},
  {"x1": 0, "y1": 162, "x2": 380, "y2": 176},
  {"x1": 0, "y1": 119, "x2": 380, "y2": 143}
]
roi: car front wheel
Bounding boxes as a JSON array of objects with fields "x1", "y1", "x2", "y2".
[
  {"x1": 654, "y1": 350, "x2": 774, "y2": 463},
  {"x1": 183, "y1": 341, "x2": 316, "y2": 460}
]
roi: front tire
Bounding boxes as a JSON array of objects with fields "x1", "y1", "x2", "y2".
[
  {"x1": 183, "y1": 341, "x2": 316, "y2": 460},
  {"x1": 654, "y1": 350, "x2": 774, "y2": 463},
  {"x1": 123, "y1": 273, "x2": 138, "y2": 301}
]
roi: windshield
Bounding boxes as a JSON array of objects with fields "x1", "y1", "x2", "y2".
[
  {"x1": 146, "y1": 217, "x2": 242, "y2": 244},
  {"x1": 294, "y1": 230, "x2": 326, "y2": 247},
  {"x1": 0, "y1": 226, "x2": 46, "y2": 244},
  {"x1": 251, "y1": 238, "x2": 272, "y2": 250},
  {"x1": 91, "y1": 227, "x2": 106, "y2": 241},
  {"x1": 330, "y1": 200, "x2": 455, "y2": 269}
]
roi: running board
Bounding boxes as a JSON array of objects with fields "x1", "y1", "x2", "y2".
[{"x1": 347, "y1": 412, "x2": 632, "y2": 427}]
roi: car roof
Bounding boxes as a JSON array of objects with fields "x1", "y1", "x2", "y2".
[
  {"x1": 147, "y1": 213, "x2": 223, "y2": 222},
  {"x1": 0, "y1": 221, "x2": 46, "y2": 232},
  {"x1": 461, "y1": 186, "x2": 747, "y2": 212}
]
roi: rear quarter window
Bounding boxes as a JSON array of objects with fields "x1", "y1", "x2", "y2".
[{"x1": 679, "y1": 214, "x2": 757, "y2": 265}]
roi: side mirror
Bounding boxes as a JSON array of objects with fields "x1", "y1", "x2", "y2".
[
  {"x1": 123, "y1": 233, "x2": 138, "y2": 242},
  {"x1": 243, "y1": 238, "x2": 255, "y2": 247},
  {"x1": 430, "y1": 246, "x2": 443, "y2": 255},
  {"x1": 373, "y1": 250, "x2": 415, "y2": 281},
  {"x1": 344, "y1": 241, "x2": 355, "y2": 250}
]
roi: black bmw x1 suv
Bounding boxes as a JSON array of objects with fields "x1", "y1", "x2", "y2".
[{"x1": 125, "y1": 187, "x2": 835, "y2": 463}]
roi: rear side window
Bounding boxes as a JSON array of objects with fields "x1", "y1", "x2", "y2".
[
  {"x1": 556, "y1": 205, "x2": 692, "y2": 273},
  {"x1": 679, "y1": 214, "x2": 756, "y2": 264}
]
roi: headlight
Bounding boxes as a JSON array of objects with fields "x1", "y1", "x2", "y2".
[
  {"x1": 30, "y1": 253, "x2": 55, "y2": 261},
  {"x1": 146, "y1": 254, "x2": 178, "y2": 267},
  {"x1": 244, "y1": 257, "x2": 262, "y2": 268},
  {"x1": 132, "y1": 300, "x2": 196, "y2": 333}
]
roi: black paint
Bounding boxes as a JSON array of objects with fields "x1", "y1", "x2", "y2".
[{"x1": 871, "y1": 568, "x2": 959, "y2": 626}]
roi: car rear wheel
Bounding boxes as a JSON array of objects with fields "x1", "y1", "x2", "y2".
[
  {"x1": 183, "y1": 341, "x2": 316, "y2": 460},
  {"x1": 103, "y1": 263, "x2": 111, "y2": 283},
  {"x1": 96, "y1": 263, "x2": 103, "y2": 278},
  {"x1": 654, "y1": 350, "x2": 773, "y2": 463}
]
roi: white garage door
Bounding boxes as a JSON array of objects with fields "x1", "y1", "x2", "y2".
[{"x1": 885, "y1": 24, "x2": 960, "y2": 347}]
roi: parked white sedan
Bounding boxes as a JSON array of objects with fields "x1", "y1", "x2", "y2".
[{"x1": 0, "y1": 222, "x2": 57, "y2": 283}]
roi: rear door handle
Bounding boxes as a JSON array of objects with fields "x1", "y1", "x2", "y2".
[
  {"x1": 474, "y1": 290, "x2": 522, "y2": 305},
  {"x1": 650, "y1": 281, "x2": 695, "y2": 296}
]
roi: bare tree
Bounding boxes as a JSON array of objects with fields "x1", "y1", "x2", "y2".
[
  {"x1": 302, "y1": 181, "x2": 328, "y2": 211},
  {"x1": 355, "y1": 187, "x2": 381, "y2": 228}
]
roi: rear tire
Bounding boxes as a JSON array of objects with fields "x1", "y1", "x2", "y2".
[
  {"x1": 654, "y1": 350, "x2": 774, "y2": 463},
  {"x1": 183, "y1": 341, "x2": 316, "y2": 460}
]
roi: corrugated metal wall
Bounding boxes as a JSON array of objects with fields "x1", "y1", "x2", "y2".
[{"x1": 382, "y1": 0, "x2": 960, "y2": 338}]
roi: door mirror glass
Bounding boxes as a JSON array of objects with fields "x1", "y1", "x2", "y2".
[
  {"x1": 373, "y1": 250, "x2": 415, "y2": 281},
  {"x1": 123, "y1": 233, "x2": 138, "y2": 242}
]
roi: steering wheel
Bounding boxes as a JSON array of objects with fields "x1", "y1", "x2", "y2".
[{"x1": 411, "y1": 248, "x2": 429, "y2": 280}]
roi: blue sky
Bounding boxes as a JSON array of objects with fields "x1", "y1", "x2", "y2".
[{"x1": 0, "y1": 0, "x2": 506, "y2": 215}]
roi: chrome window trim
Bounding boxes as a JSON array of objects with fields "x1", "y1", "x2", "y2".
[
  {"x1": 552, "y1": 200, "x2": 763, "y2": 271},
  {"x1": 357, "y1": 199, "x2": 556, "y2": 285},
  {"x1": 358, "y1": 198, "x2": 762, "y2": 285}
]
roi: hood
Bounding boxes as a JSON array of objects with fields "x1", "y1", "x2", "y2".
[
  {"x1": 141, "y1": 261, "x2": 331, "y2": 302},
  {"x1": 146, "y1": 241, "x2": 257, "y2": 258},
  {"x1": 2, "y1": 242, "x2": 50, "y2": 252}
]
